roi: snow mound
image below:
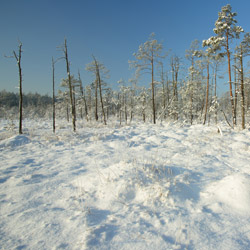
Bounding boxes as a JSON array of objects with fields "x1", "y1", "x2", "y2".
[
  {"x1": 202, "y1": 173, "x2": 250, "y2": 215},
  {"x1": 0, "y1": 134, "x2": 30, "y2": 148}
]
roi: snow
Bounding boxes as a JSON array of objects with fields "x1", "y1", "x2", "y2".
[{"x1": 1, "y1": 120, "x2": 250, "y2": 249}]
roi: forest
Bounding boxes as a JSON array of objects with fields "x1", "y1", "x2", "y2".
[{"x1": 2, "y1": 4, "x2": 250, "y2": 132}]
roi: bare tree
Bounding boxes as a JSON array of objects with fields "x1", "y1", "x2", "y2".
[
  {"x1": 58, "y1": 39, "x2": 76, "y2": 131},
  {"x1": 203, "y1": 58, "x2": 210, "y2": 125},
  {"x1": 52, "y1": 57, "x2": 57, "y2": 133},
  {"x1": 86, "y1": 56, "x2": 109, "y2": 125},
  {"x1": 6, "y1": 41, "x2": 23, "y2": 134},
  {"x1": 78, "y1": 71, "x2": 89, "y2": 121},
  {"x1": 170, "y1": 55, "x2": 180, "y2": 121}
]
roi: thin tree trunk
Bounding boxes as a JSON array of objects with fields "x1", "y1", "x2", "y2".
[
  {"x1": 52, "y1": 57, "x2": 56, "y2": 133},
  {"x1": 124, "y1": 94, "x2": 127, "y2": 125},
  {"x1": 64, "y1": 39, "x2": 76, "y2": 131},
  {"x1": 130, "y1": 89, "x2": 134, "y2": 123},
  {"x1": 95, "y1": 79, "x2": 98, "y2": 121},
  {"x1": 73, "y1": 85, "x2": 76, "y2": 121},
  {"x1": 83, "y1": 89, "x2": 89, "y2": 122},
  {"x1": 93, "y1": 56, "x2": 106, "y2": 125},
  {"x1": 214, "y1": 65, "x2": 218, "y2": 124},
  {"x1": 78, "y1": 71, "x2": 89, "y2": 121},
  {"x1": 87, "y1": 87, "x2": 92, "y2": 121},
  {"x1": 190, "y1": 58, "x2": 194, "y2": 125},
  {"x1": 234, "y1": 56, "x2": 238, "y2": 125},
  {"x1": 203, "y1": 63, "x2": 210, "y2": 125},
  {"x1": 160, "y1": 63, "x2": 166, "y2": 119},
  {"x1": 226, "y1": 32, "x2": 235, "y2": 127},
  {"x1": 239, "y1": 47, "x2": 245, "y2": 129},
  {"x1": 13, "y1": 43, "x2": 23, "y2": 135},
  {"x1": 151, "y1": 55, "x2": 156, "y2": 124},
  {"x1": 66, "y1": 103, "x2": 69, "y2": 122},
  {"x1": 78, "y1": 72, "x2": 84, "y2": 120}
]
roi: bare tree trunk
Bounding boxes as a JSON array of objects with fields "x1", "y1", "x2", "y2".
[
  {"x1": 130, "y1": 89, "x2": 134, "y2": 123},
  {"x1": 124, "y1": 94, "x2": 127, "y2": 125},
  {"x1": 190, "y1": 58, "x2": 194, "y2": 125},
  {"x1": 79, "y1": 75, "x2": 89, "y2": 122},
  {"x1": 64, "y1": 39, "x2": 76, "y2": 131},
  {"x1": 143, "y1": 96, "x2": 146, "y2": 123},
  {"x1": 234, "y1": 56, "x2": 238, "y2": 125},
  {"x1": 214, "y1": 65, "x2": 218, "y2": 124},
  {"x1": 119, "y1": 93, "x2": 122, "y2": 125},
  {"x1": 151, "y1": 54, "x2": 156, "y2": 124},
  {"x1": 93, "y1": 56, "x2": 106, "y2": 125},
  {"x1": 52, "y1": 57, "x2": 56, "y2": 133},
  {"x1": 160, "y1": 63, "x2": 166, "y2": 119},
  {"x1": 166, "y1": 73, "x2": 170, "y2": 108},
  {"x1": 79, "y1": 76, "x2": 89, "y2": 122},
  {"x1": 87, "y1": 86, "x2": 92, "y2": 121},
  {"x1": 13, "y1": 42, "x2": 23, "y2": 134},
  {"x1": 73, "y1": 85, "x2": 76, "y2": 121},
  {"x1": 66, "y1": 103, "x2": 69, "y2": 122},
  {"x1": 94, "y1": 79, "x2": 98, "y2": 121},
  {"x1": 78, "y1": 72, "x2": 84, "y2": 120},
  {"x1": 226, "y1": 32, "x2": 236, "y2": 127},
  {"x1": 239, "y1": 47, "x2": 245, "y2": 129},
  {"x1": 203, "y1": 63, "x2": 210, "y2": 125},
  {"x1": 171, "y1": 56, "x2": 179, "y2": 121}
]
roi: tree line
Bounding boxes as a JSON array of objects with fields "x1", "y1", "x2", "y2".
[
  {"x1": 0, "y1": 90, "x2": 52, "y2": 108},
  {"x1": 4, "y1": 4, "x2": 250, "y2": 133}
]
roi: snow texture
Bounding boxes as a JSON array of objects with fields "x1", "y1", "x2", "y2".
[{"x1": 1, "y1": 120, "x2": 250, "y2": 249}]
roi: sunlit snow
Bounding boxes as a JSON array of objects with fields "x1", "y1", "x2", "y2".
[{"x1": 1, "y1": 119, "x2": 250, "y2": 249}]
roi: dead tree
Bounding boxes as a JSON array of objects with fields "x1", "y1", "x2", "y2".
[
  {"x1": 78, "y1": 71, "x2": 89, "y2": 121},
  {"x1": 59, "y1": 39, "x2": 76, "y2": 131},
  {"x1": 203, "y1": 62, "x2": 210, "y2": 125},
  {"x1": 52, "y1": 57, "x2": 56, "y2": 133},
  {"x1": 6, "y1": 41, "x2": 23, "y2": 134},
  {"x1": 86, "y1": 56, "x2": 108, "y2": 125},
  {"x1": 93, "y1": 56, "x2": 106, "y2": 125}
]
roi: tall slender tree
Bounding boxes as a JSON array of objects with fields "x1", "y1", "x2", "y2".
[
  {"x1": 185, "y1": 40, "x2": 201, "y2": 124},
  {"x1": 58, "y1": 39, "x2": 76, "y2": 131},
  {"x1": 6, "y1": 41, "x2": 23, "y2": 134},
  {"x1": 78, "y1": 71, "x2": 89, "y2": 121},
  {"x1": 203, "y1": 4, "x2": 243, "y2": 127},
  {"x1": 86, "y1": 56, "x2": 109, "y2": 125},
  {"x1": 235, "y1": 33, "x2": 250, "y2": 129},
  {"x1": 129, "y1": 33, "x2": 165, "y2": 124},
  {"x1": 52, "y1": 57, "x2": 56, "y2": 133}
]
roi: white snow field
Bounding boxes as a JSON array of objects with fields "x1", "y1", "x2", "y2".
[{"x1": 1, "y1": 119, "x2": 250, "y2": 250}]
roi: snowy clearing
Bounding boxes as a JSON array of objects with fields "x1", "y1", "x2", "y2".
[{"x1": 1, "y1": 120, "x2": 250, "y2": 250}]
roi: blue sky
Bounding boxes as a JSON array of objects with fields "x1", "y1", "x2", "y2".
[{"x1": 1, "y1": 0, "x2": 250, "y2": 95}]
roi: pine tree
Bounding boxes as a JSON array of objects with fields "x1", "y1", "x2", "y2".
[
  {"x1": 129, "y1": 33, "x2": 165, "y2": 124},
  {"x1": 235, "y1": 33, "x2": 250, "y2": 129},
  {"x1": 203, "y1": 4, "x2": 243, "y2": 127}
]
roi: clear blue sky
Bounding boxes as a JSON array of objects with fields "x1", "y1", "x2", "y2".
[{"x1": 1, "y1": 0, "x2": 250, "y2": 95}]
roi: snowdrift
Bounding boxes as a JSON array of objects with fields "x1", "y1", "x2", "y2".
[{"x1": 1, "y1": 120, "x2": 250, "y2": 249}]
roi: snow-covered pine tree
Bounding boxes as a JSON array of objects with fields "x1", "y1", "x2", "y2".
[
  {"x1": 185, "y1": 40, "x2": 202, "y2": 124},
  {"x1": 203, "y1": 4, "x2": 244, "y2": 127},
  {"x1": 129, "y1": 33, "x2": 165, "y2": 124}
]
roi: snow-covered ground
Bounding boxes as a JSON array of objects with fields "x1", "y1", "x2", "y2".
[{"x1": 1, "y1": 119, "x2": 250, "y2": 250}]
